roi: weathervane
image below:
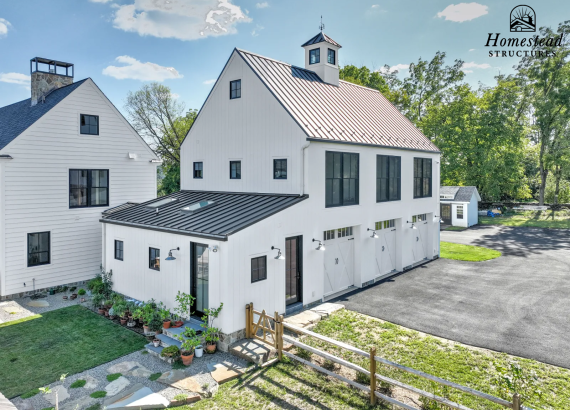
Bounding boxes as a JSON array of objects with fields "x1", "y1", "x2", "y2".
[{"x1": 319, "y1": 15, "x2": 325, "y2": 32}]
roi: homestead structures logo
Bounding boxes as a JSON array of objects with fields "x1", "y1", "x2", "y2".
[{"x1": 510, "y1": 5, "x2": 536, "y2": 32}]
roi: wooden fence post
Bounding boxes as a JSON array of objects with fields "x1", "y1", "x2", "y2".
[
  {"x1": 370, "y1": 347, "x2": 377, "y2": 405},
  {"x1": 512, "y1": 393, "x2": 521, "y2": 410},
  {"x1": 245, "y1": 303, "x2": 251, "y2": 339},
  {"x1": 277, "y1": 314, "x2": 284, "y2": 361},
  {"x1": 274, "y1": 312, "x2": 280, "y2": 356}
]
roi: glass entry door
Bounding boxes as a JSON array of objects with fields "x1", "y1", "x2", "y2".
[
  {"x1": 191, "y1": 243, "x2": 209, "y2": 317},
  {"x1": 440, "y1": 204, "x2": 452, "y2": 225},
  {"x1": 285, "y1": 236, "x2": 302, "y2": 306}
]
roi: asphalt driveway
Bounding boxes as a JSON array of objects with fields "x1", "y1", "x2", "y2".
[{"x1": 333, "y1": 225, "x2": 570, "y2": 368}]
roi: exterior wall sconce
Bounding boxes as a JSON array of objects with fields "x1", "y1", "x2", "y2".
[
  {"x1": 271, "y1": 246, "x2": 285, "y2": 260},
  {"x1": 165, "y1": 247, "x2": 180, "y2": 261},
  {"x1": 406, "y1": 221, "x2": 417, "y2": 230},
  {"x1": 210, "y1": 245, "x2": 218, "y2": 253},
  {"x1": 367, "y1": 228, "x2": 378, "y2": 239},
  {"x1": 312, "y1": 239, "x2": 325, "y2": 251},
  {"x1": 128, "y1": 153, "x2": 137, "y2": 159},
  {"x1": 434, "y1": 215, "x2": 444, "y2": 223}
]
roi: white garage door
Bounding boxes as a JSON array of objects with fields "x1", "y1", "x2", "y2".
[
  {"x1": 375, "y1": 220, "x2": 397, "y2": 278},
  {"x1": 412, "y1": 214, "x2": 428, "y2": 264},
  {"x1": 323, "y1": 227, "x2": 355, "y2": 297}
]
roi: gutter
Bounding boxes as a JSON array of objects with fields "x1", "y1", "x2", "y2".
[{"x1": 300, "y1": 141, "x2": 310, "y2": 196}]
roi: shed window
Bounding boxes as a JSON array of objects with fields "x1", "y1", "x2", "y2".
[
  {"x1": 325, "y1": 151, "x2": 359, "y2": 207},
  {"x1": 149, "y1": 247, "x2": 160, "y2": 271},
  {"x1": 327, "y1": 49, "x2": 336, "y2": 65},
  {"x1": 413, "y1": 158, "x2": 432, "y2": 198},
  {"x1": 309, "y1": 48, "x2": 320, "y2": 64},
  {"x1": 273, "y1": 159, "x2": 287, "y2": 179},
  {"x1": 115, "y1": 240, "x2": 124, "y2": 261},
  {"x1": 69, "y1": 169, "x2": 109, "y2": 208},
  {"x1": 193, "y1": 162, "x2": 203, "y2": 179},
  {"x1": 28, "y1": 232, "x2": 50, "y2": 267},
  {"x1": 230, "y1": 80, "x2": 241, "y2": 99},
  {"x1": 251, "y1": 256, "x2": 267, "y2": 283},
  {"x1": 230, "y1": 161, "x2": 241, "y2": 179},
  {"x1": 80, "y1": 114, "x2": 99, "y2": 135},
  {"x1": 377, "y1": 155, "x2": 401, "y2": 202},
  {"x1": 457, "y1": 205, "x2": 464, "y2": 219}
]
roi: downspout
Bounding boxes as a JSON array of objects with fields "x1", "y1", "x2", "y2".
[{"x1": 300, "y1": 141, "x2": 310, "y2": 196}]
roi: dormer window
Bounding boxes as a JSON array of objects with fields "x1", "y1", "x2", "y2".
[
  {"x1": 230, "y1": 80, "x2": 241, "y2": 99},
  {"x1": 327, "y1": 49, "x2": 335, "y2": 65},
  {"x1": 309, "y1": 48, "x2": 320, "y2": 64}
]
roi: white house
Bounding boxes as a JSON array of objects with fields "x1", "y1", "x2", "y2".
[
  {"x1": 0, "y1": 57, "x2": 159, "y2": 299},
  {"x1": 439, "y1": 186, "x2": 480, "y2": 227},
  {"x1": 101, "y1": 32, "x2": 441, "y2": 350}
]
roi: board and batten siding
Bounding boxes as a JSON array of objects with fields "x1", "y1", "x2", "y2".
[
  {"x1": 180, "y1": 50, "x2": 307, "y2": 195},
  {"x1": 0, "y1": 79, "x2": 157, "y2": 296}
]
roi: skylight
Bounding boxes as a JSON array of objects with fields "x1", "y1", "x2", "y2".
[
  {"x1": 181, "y1": 200, "x2": 216, "y2": 215},
  {"x1": 146, "y1": 197, "x2": 178, "y2": 210}
]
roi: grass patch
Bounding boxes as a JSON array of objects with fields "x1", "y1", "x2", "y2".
[
  {"x1": 445, "y1": 226, "x2": 467, "y2": 231},
  {"x1": 70, "y1": 379, "x2": 86, "y2": 388},
  {"x1": 85, "y1": 405, "x2": 101, "y2": 410},
  {"x1": 0, "y1": 305, "x2": 146, "y2": 398},
  {"x1": 90, "y1": 391, "x2": 107, "y2": 399},
  {"x1": 149, "y1": 372, "x2": 162, "y2": 381},
  {"x1": 305, "y1": 309, "x2": 570, "y2": 410},
  {"x1": 440, "y1": 241, "x2": 501, "y2": 261},
  {"x1": 106, "y1": 373, "x2": 122, "y2": 382},
  {"x1": 479, "y1": 210, "x2": 570, "y2": 229},
  {"x1": 20, "y1": 388, "x2": 39, "y2": 399},
  {"x1": 0, "y1": 314, "x2": 41, "y2": 329}
]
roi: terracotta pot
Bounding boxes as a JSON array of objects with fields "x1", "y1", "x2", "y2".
[
  {"x1": 181, "y1": 352, "x2": 194, "y2": 366},
  {"x1": 80, "y1": 297, "x2": 86, "y2": 303},
  {"x1": 70, "y1": 294, "x2": 77, "y2": 300},
  {"x1": 104, "y1": 310, "x2": 110, "y2": 317},
  {"x1": 163, "y1": 320, "x2": 171, "y2": 329},
  {"x1": 206, "y1": 344, "x2": 217, "y2": 353},
  {"x1": 120, "y1": 318, "x2": 127, "y2": 325},
  {"x1": 143, "y1": 325, "x2": 150, "y2": 334},
  {"x1": 62, "y1": 296, "x2": 68, "y2": 300},
  {"x1": 173, "y1": 320, "x2": 184, "y2": 328},
  {"x1": 98, "y1": 308, "x2": 105, "y2": 315}
]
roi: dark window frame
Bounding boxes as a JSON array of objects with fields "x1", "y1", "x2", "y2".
[
  {"x1": 230, "y1": 79, "x2": 241, "y2": 99},
  {"x1": 309, "y1": 48, "x2": 320, "y2": 64},
  {"x1": 376, "y1": 155, "x2": 401, "y2": 203},
  {"x1": 273, "y1": 158, "x2": 287, "y2": 180},
  {"x1": 230, "y1": 160, "x2": 241, "y2": 179},
  {"x1": 114, "y1": 240, "x2": 124, "y2": 261},
  {"x1": 413, "y1": 158, "x2": 432, "y2": 199},
  {"x1": 80, "y1": 114, "x2": 99, "y2": 135},
  {"x1": 325, "y1": 151, "x2": 359, "y2": 208},
  {"x1": 327, "y1": 48, "x2": 336, "y2": 65},
  {"x1": 456, "y1": 205, "x2": 464, "y2": 219},
  {"x1": 69, "y1": 169, "x2": 109, "y2": 208},
  {"x1": 149, "y1": 247, "x2": 160, "y2": 271},
  {"x1": 193, "y1": 162, "x2": 203, "y2": 179},
  {"x1": 27, "y1": 231, "x2": 50, "y2": 267},
  {"x1": 251, "y1": 255, "x2": 267, "y2": 283}
]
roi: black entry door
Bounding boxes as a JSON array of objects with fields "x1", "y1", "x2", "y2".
[
  {"x1": 191, "y1": 242, "x2": 209, "y2": 318},
  {"x1": 285, "y1": 236, "x2": 302, "y2": 306},
  {"x1": 441, "y1": 204, "x2": 452, "y2": 225}
]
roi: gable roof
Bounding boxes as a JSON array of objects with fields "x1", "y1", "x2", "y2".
[
  {"x1": 440, "y1": 186, "x2": 480, "y2": 202},
  {"x1": 0, "y1": 79, "x2": 88, "y2": 151},
  {"x1": 301, "y1": 32, "x2": 342, "y2": 48},
  {"x1": 236, "y1": 49, "x2": 439, "y2": 153},
  {"x1": 100, "y1": 190, "x2": 308, "y2": 241}
]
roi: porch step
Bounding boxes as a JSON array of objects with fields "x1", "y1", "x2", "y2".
[
  {"x1": 164, "y1": 321, "x2": 203, "y2": 339},
  {"x1": 156, "y1": 333, "x2": 182, "y2": 349},
  {"x1": 229, "y1": 339, "x2": 276, "y2": 365},
  {"x1": 144, "y1": 343, "x2": 178, "y2": 364}
]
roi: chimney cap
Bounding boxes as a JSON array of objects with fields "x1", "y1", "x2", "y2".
[{"x1": 30, "y1": 57, "x2": 74, "y2": 78}]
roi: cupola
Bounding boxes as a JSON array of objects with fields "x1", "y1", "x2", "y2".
[{"x1": 301, "y1": 30, "x2": 341, "y2": 86}]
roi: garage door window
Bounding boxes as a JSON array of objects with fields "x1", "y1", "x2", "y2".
[
  {"x1": 412, "y1": 214, "x2": 427, "y2": 222},
  {"x1": 323, "y1": 230, "x2": 335, "y2": 240},
  {"x1": 375, "y1": 219, "x2": 395, "y2": 230},
  {"x1": 457, "y1": 205, "x2": 464, "y2": 219}
]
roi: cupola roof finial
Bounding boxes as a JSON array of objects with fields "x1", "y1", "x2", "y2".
[{"x1": 319, "y1": 15, "x2": 325, "y2": 32}]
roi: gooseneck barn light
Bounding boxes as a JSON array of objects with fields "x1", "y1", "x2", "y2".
[
  {"x1": 367, "y1": 228, "x2": 378, "y2": 239},
  {"x1": 312, "y1": 239, "x2": 325, "y2": 251},
  {"x1": 406, "y1": 221, "x2": 418, "y2": 230},
  {"x1": 271, "y1": 246, "x2": 285, "y2": 260},
  {"x1": 165, "y1": 247, "x2": 180, "y2": 261}
]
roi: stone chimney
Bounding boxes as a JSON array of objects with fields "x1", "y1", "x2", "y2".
[{"x1": 30, "y1": 57, "x2": 74, "y2": 106}]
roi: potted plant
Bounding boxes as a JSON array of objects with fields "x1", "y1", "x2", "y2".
[
  {"x1": 157, "y1": 302, "x2": 172, "y2": 329},
  {"x1": 92, "y1": 294, "x2": 105, "y2": 314},
  {"x1": 176, "y1": 328, "x2": 200, "y2": 366},
  {"x1": 108, "y1": 306, "x2": 116, "y2": 319},
  {"x1": 148, "y1": 312, "x2": 163, "y2": 335},
  {"x1": 153, "y1": 338, "x2": 161, "y2": 348},
  {"x1": 201, "y1": 303, "x2": 223, "y2": 354},
  {"x1": 160, "y1": 345, "x2": 180, "y2": 359},
  {"x1": 195, "y1": 344, "x2": 204, "y2": 358},
  {"x1": 174, "y1": 291, "x2": 195, "y2": 326}
]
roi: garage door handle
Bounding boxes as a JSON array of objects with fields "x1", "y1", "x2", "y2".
[
  {"x1": 424, "y1": 222, "x2": 427, "y2": 224},
  {"x1": 348, "y1": 238, "x2": 354, "y2": 241},
  {"x1": 391, "y1": 229, "x2": 396, "y2": 231}
]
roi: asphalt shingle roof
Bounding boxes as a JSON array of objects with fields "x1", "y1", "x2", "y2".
[
  {"x1": 301, "y1": 32, "x2": 342, "y2": 48},
  {"x1": 237, "y1": 49, "x2": 439, "y2": 153},
  {"x1": 101, "y1": 191, "x2": 308, "y2": 240},
  {"x1": 440, "y1": 186, "x2": 478, "y2": 202},
  {"x1": 0, "y1": 79, "x2": 87, "y2": 151}
]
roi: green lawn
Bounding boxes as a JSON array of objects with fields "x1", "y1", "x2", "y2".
[
  {"x1": 479, "y1": 211, "x2": 570, "y2": 229},
  {"x1": 445, "y1": 226, "x2": 467, "y2": 231},
  {"x1": 0, "y1": 305, "x2": 146, "y2": 398},
  {"x1": 440, "y1": 241, "x2": 501, "y2": 261}
]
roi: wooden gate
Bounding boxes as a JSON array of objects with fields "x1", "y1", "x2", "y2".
[{"x1": 245, "y1": 302, "x2": 283, "y2": 349}]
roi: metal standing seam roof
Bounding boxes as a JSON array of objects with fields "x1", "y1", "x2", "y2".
[
  {"x1": 0, "y1": 79, "x2": 88, "y2": 151},
  {"x1": 301, "y1": 32, "x2": 342, "y2": 48},
  {"x1": 100, "y1": 191, "x2": 309, "y2": 240},
  {"x1": 236, "y1": 49, "x2": 439, "y2": 153},
  {"x1": 440, "y1": 186, "x2": 479, "y2": 202}
]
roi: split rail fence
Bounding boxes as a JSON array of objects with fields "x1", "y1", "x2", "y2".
[{"x1": 245, "y1": 303, "x2": 533, "y2": 410}]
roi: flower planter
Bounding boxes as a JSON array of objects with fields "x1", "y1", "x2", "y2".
[
  {"x1": 172, "y1": 320, "x2": 184, "y2": 328},
  {"x1": 70, "y1": 294, "x2": 77, "y2": 300},
  {"x1": 109, "y1": 315, "x2": 116, "y2": 320},
  {"x1": 181, "y1": 352, "x2": 194, "y2": 366},
  {"x1": 195, "y1": 346, "x2": 204, "y2": 358},
  {"x1": 163, "y1": 320, "x2": 171, "y2": 329},
  {"x1": 205, "y1": 344, "x2": 217, "y2": 354},
  {"x1": 62, "y1": 296, "x2": 68, "y2": 300},
  {"x1": 98, "y1": 308, "x2": 106, "y2": 315},
  {"x1": 104, "y1": 310, "x2": 110, "y2": 317},
  {"x1": 80, "y1": 297, "x2": 86, "y2": 303},
  {"x1": 143, "y1": 325, "x2": 150, "y2": 334},
  {"x1": 153, "y1": 339, "x2": 161, "y2": 348},
  {"x1": 127, "y1": 320, "x2": 135, "y2": 327},
  {"x1": 120, "y1": 318, "x2": 127, "y2": 325}
]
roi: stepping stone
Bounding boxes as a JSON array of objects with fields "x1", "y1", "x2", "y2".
[
  {"x1": 107, "y1": 361, "x2": 138, "y2": 374},
  {"x1": 126, "y1": 364, "x2": 152, "y2": 378},
  {"x1": 104, "y1": 384, "x2": 168, "y2": 410},
  {"x1": 171, "y1": 376, "x2": 202, "y2": 393},
  {"x1": 229, "y1": 339, "x2": 276, "y2": 365},
  {"x1": 27, "y1": 300, "x2": 49, "y2": 307},
  {"x1": 60, "y1": 395, "x2": 96, "y2": 410},
  {"x1": 156, "y1": 370, "x2": 186, "y2": 385},
  {"x1": 2, "y1": 306, "x2": 22, "y2": 314},
  {"x1": 284, "y1": 310, "x2": 322, "y2": 328},
  {"x1": 19, "y1": 402, "x2": 33, "y2": 410},
  {"x1": 83, "y1": 375, "x2": 99, "y2": 389},
  {"x1": 310, "y1": 303, "x2": 344, "y2": 318},
  {"x1": 105, "y1": 376, "x2": 130, "y2": 396},
  {"x1": 207, "y1": 361, "x2": 245, "y2": 384},
  {"x1": 45, "y1": 385, "x2": 70, "y2": 405}
]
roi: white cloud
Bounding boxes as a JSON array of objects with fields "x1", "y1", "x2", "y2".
[
  {"x1": 379, "y1": 64, "x2": 409, "y2": 74},
  {"x1": 462, "y1": 61, "x2": 491, "y2": 69},
  {"x1": 0, "y1": 18, "x2": 12, "y2": 37},
  {"x1": 89, "y1": 0, "x2": 113, "y2": 3},
  {"x1": 463, "y1": 70, "x2": 474, "y2": 73},
  {"x1": 251, "y1": 24, "x2": 264, "y2": 37},
  {"x1": 0, "y1": 72, "x2": 30, "y2": 88},
  {"x1": 367, "y1": 4, "x2": 387, "y2": 14},
  {"x1": 256, "y1": 2, "x2": 269, "y2": 8},
  {"x1": 469, "y1": 48, "x2": 475, "y2": 51},
  {"x1": 111, "y1": 0, "x2": 251, "y2": 41},
  {"x1": 436, "y1": 3, "x2": 488, "y2": 22},
  {"x1": 203, "y1": 79, "x2": 216, "y2": 85},
  {"x1": 102, "y1": 56, "x2": 183, "y2": 81},
  {"x1": 371, "y1": 4, "x2": 380, "y2": 8}
]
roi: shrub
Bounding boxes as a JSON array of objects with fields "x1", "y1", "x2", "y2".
[
  {"x1": 106, "y1": 373, "x2": 121, "y2": 382},
  {"x1": 77, "y1": 288, "x2": 86, "y2": 296},
  {"x1": 161, "y1": 345, "x2": 180, "y2": 358},
  {"x1": 70, "y1": 379, "x2": 86, "y2": 388},
  {"x1": 21, "y1": 388, "x2": 40, "y2": 399},
  {"x1": 90, "y1": 391, "x2": 107, "y2": 399}
]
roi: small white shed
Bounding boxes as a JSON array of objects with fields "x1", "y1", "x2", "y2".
[{"x1": 440, "y1": 186, "x2": 481, "y2": 227}]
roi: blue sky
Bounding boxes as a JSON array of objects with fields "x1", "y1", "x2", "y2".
[{"x1": 0, "y1": 0, "x2": 566, "y2": 113}]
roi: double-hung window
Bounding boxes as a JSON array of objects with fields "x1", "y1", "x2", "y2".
[
  {"x1": 413, "y1": 158, "x2": 432, "y2": 198},
  {"x1": 193, "y1": 162, "x2": 203, "y2": 179},
  {"x1": 28, "y1": 232, "x2": 50, "y2": 267},
  {"x1": 376, "y1": 155, "x2": 401, "y2": 202},
  {"x1": 115, "y1": 240, "x2": 124, "y2": 261},
  {"x1": 309, "y1": 48, "x2": 320, "y2": 64},
  {"x1": 80, "y1": 114, "x2": 99, "y2": 135},
  {"x1": 327, "y1": 49, "x2": 335, "y2": 65},
  {"x1": 230, "y1": 80, "x2": 241, "y2": 99},
  {"x1": 230, "y1": 161, "x2": 241, "y2": 179},
  {"x1": 251, "y1": 256, "x2": 267, "y2": 283},
  {"x1": 149, "y1": 247, "x2": 160, "y2": 271},
  {"x1": 69, "y1": 169, "x2": 109, "y2": 208},
  {"x1": 457, "y1": 205, "x2": 464, "y2": 219},
  {"x1": 273, "y1": 159, "x2": 287, "y2": 179},
  {"x1": 325, "y1": 151, "x2": 359, "y2": 207}
]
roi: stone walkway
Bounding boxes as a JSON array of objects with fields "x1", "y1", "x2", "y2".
[{"x1": 0, "y1": 292, "x2": 89, "y2": 323}]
